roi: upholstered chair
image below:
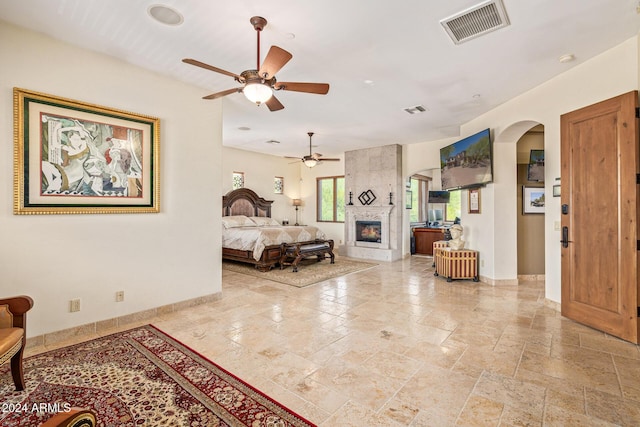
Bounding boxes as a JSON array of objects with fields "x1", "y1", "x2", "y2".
[
  {"x1": 40, "y1": 408, "x2": 97, "y2": 427},
  {"x1": 0, "y1": 295, "x2": 34, "y2": 391}
]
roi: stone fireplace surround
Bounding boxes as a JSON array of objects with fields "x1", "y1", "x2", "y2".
[
  {"x1": 345, "y1": 205, "x2": 400, "y2": 261},
  {"x1": 344, "y1": 144, "x2": 404, "y2": 262}
]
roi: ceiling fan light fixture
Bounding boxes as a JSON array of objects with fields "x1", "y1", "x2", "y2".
[
  {"x1": 303, "y1": 158, "x2": 318, "y2": 168},
  {"x1": 243, "y1": 82, "x2": 273, "y2": 104}
]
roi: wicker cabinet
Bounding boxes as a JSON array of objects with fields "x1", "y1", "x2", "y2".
[{"x1": 434, "y1": 248, "x2": 479, "y2": 282}]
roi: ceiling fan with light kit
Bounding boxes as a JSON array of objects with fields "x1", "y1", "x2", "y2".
[
  {"x1": 182, "y1": 16, "x2": 330, "y2": 111},
  {"x1": 287, "y1": 132, "x2": 340, "y2": 168}
]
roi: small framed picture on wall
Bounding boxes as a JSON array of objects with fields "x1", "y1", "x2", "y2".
[
  {"x1": 468, "y1": 188, "x2": 481, "y2": 214},
  {"x1": 274, "y1": 176, "x2": 284, "y2": 194}
]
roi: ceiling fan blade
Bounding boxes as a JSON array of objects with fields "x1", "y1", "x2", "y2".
[
  {"x1": 265, "y1": 95, "x2": 284, "y2": 111},
  {"x1": 318, "y1": 158, "x2": 340, "y2": 161},
  {"x1": 182, "y1": 58, "x2": 242, "y2": 80},
  {"x1": 202, "y1": 87, "x2": 242, "y2": 100},
  {"x1": 312, "y1": 153, "x2": 341, "y2": 161},
  {"x1": 274, "y1": 82, "x2": 330, "y2": 95},
  {"x1": 258, "y1": 46, "x2": 293, "y2": 79}
]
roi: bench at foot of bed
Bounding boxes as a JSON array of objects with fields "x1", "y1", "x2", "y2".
[{"x1": 279, "y1": 240, "x2": 335, "y2": 272}]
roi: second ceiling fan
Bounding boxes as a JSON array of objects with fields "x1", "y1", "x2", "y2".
[
  {"x1": 182, "y1": 16, "x2": 329, "y2": 111},
  {"x1": 287, "y1": 132, "x2": 340, "y2": 168}
]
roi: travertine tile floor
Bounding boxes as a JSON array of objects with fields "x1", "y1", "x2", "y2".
[{"x1": 28, "y1": 256, "x2": 640, "y2": 426}]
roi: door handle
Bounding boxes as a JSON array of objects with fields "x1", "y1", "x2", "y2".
[{"x1": 561, "y1": 226, "x2": 571, "y2": 248}]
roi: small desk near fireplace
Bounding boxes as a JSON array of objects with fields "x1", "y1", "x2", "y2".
[{"x1": 413, "y1": 227, "x2": 445, "y2": 255}]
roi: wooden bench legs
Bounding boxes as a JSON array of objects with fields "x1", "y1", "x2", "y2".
[{"x1": 279, "y1": 240, "x2": 335, "y2": 272}]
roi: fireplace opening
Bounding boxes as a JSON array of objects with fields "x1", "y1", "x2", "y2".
[{"x1": 356, "y1": 220, "x2": 382, "y2": 243}]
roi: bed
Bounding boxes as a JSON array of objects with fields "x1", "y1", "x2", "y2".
[{"x1": 222, "y1": 188, "x2": 327, "y2": 271}]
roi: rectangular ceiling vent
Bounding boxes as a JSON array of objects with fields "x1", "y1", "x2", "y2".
[
  {"x1": 404, "y1": 105, "x2": 428, "y2": 115},
  {"x1": 440, "y1": 0, "x2": 510, "y2": 45}
]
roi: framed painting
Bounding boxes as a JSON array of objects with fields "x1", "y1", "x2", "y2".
[
  {"x1": 13, "y1": 88, "x2": 160, "y2": 214},
  {"x1": 274, "y1": 176, "x2": 284, "y2": 194},
  {"x1": 468, "y1": 188, "x2": 481, "y2": 214},
  {"x1": 522, "y1": 186, "x2": 545, "y2": 214},
  {"x1": 232, "y1": 172, "x2": 244, "y2": 190}
]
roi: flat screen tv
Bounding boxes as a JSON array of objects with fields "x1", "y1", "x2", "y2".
[
  {"x1": 440, "y1": 128, "x2": 493, "y2": 190},
  {"x1": 428, "y1": 190, "x2": 450, "y2": 203}
]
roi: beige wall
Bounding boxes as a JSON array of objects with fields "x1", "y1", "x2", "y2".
[
  {"x1": 0, "y1": 22, "x2": 223, "y2": 337},
  {"x1": 222, "y1": 146, "x2": 347, "y2": 246},
  {"x1": 516, "y1": 131, "x2": 545, "y2": 275},
  {"x1": 221, "y1": 147, "x2": 304, "y2": 222},
  {"x1": 516, "y1": 166, "x2": 545, "y2": 275}
]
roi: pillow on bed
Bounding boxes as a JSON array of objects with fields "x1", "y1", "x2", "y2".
[
  {"x1": 222, "y1": 215, "x2": 257, "y2": 228},
  {"x1": 249, "y1": 216, "x2": 281, "y2": 227}
]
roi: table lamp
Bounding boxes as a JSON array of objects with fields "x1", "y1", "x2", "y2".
[{"x1": 292, "y1": 199, "x2": 302, "y2": 225}]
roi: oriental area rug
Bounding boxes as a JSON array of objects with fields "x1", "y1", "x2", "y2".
[
  {"x1": 0, "y1": 325, "x2": 315, "y2": 427},
  {"x1": 222, "y1": 257, "x2": 378, "y2": 287}
]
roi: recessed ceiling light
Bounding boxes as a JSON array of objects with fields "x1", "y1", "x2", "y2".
[
  {"x1": 363, "y1": 79, "x2": 374, "y2": 86},
  {"x1": 265, "y1": 140, "x2": 280, "y2": 144},
  {"x1": 238, "y1": 126, "x2": 251, "y2": 131},
  {"x1": 285, "y1": 33, "x2": 296, "y2": 39},
  {"x1": 559, "y1": 54, "x2": 575, "y2": 63},
  {"x1": 148, "y1": 5, "x2": 184, "y2": 26}
]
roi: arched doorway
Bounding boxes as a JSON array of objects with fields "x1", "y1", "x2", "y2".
[
  {"x1": 492, "y1": 120, "x2": 545, "y2": 282},
  {"x1": 516, "y1": 124, "x2": 545, "y2": 279}
]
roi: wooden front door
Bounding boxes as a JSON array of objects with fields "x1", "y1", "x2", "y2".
[{"x1": 560, "y1": 90, "x2": 639, "y2": 344}]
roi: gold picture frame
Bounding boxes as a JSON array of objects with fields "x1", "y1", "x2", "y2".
[
  {"x1": 13, "y1": 88, "x2": 160, "y2": 214},
  {"x1": 468, "y1": 188, "x2": 481, "y2": 214}
]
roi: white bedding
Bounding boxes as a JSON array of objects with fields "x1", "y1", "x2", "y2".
[{"x1": 222, "y1": 225, "x2": 327, "y2": 261}]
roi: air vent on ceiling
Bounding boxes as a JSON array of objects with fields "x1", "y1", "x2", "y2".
[
  {"x1": 404, "y1": 105, "x2": 428, "y2": 115},
  {"x1": 440, "y1": 0, "x2": 510, "y2": 45}
]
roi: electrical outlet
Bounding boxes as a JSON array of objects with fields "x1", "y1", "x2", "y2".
[
  {"x1": 69, "y1": 298, "x2": 81, "y2": 312},
  {"x1": 115, "y1": 291, "x2": 124, "y2": 302}
]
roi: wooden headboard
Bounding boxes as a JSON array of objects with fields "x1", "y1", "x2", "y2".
[{"x1": 222, "y1": 188, "x2": 273, "y2": 217}]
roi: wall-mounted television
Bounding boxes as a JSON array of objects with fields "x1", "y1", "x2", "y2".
[
  {"x1": 428, "y1": 190, "x2": 450, "y2": 203},
  {"x1": 440, "y1": 128, "x2": 493, "y2": 190}
]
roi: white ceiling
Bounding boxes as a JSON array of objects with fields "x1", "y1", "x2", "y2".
[{"x1": 1, "y1": 0, "x2": 639, "y2": 160}]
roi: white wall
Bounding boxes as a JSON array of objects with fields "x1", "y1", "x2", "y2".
[
  {"x1": 404, "y1": 36, "x2": 638, "y2": 292},
  {"x1": 463, "y1": 36, "x2": 638, "y2": 299},
  {"x1": 0, "y1": 22, "x2": 223, "y2": 337}
]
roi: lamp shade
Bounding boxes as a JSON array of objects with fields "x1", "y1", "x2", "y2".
[
  {"x1": 303, "y1": 158, "x2": 318, "y2": 168},
  {"x1": 243, "y1": 83, "x2": 273, "y2": 104},
  {"x1": 292, "y1": 199, "x2": 302, "y2": 207}
]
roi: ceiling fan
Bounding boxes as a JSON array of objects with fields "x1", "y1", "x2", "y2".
[
  {"x1": 182, "y1": 16, "x2": 329, "y2": 111},
  {"x1": 287, "y1": 132, "x2": 340, "y2": 167}
]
